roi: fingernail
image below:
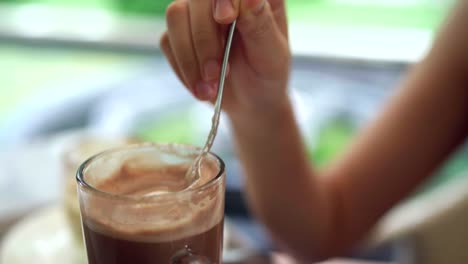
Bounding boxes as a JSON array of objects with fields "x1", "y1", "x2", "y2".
[
  {"x1": 203, "y1": 60, "x2": 220, "y2": 81},
  {"x1": 196, "y1": 82, "x2": 216, "y2": 100},
  {"x1": 253, "y1": 0, "x2": 266, "y2": 14},
  {"x1": 247, "y1": 0, "x2": 265, "y2": 15},
  {"x1": 215, "y1": 0, "x2": 234, "y2": 20}
]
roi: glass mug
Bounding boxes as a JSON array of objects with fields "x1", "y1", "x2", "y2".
[
  {"x1": 77, "y1": 143, "x2": 226, "y2": 264},
  {"x1": 62, "y1": 137, "x2": 137, "y2": 246}
]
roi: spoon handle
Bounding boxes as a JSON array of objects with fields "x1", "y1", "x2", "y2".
[{"x1": 202, "y1": 20, "x2": 237, "y2": 154}]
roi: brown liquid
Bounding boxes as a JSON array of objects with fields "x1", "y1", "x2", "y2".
[
  {"x1": 83, "y1": 220, "x2": 223, "y2": 264},
  {"x1": 81, "y1": 159, "x2": 224, "y2": 264}
]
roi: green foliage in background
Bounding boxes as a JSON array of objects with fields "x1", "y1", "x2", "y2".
[
  {"x1": 136, "y1": 110, "x2": 195, "y2": 145},
  {"x1": 308, "y1": 117, "x2": 354, "y2": 168},
  {"x1": 0, "y1": 0, "x2": 449, "y2": 31},
  {"x1": 0, "y1": 0, "x2": 171, "y2": 15},
  {"x1": 288, "y1": 1, "x2": 448, "y2": 30},
  {"x1": 114, "y1": 0, "x2": 172, "y2": 16}
]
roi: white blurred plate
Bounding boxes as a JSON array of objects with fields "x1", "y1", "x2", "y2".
[{"x1": 0, "y1": 206, "x2": 84, "y2": 264}]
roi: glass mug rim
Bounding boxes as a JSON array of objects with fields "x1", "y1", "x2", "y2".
[{"x1": 76, "y1": 142, "x2": 226, "y2": 202}]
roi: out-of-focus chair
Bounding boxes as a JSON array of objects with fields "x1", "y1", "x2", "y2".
[{"x1": 369, "y1": 169, "x2": 468, "y2": 264}]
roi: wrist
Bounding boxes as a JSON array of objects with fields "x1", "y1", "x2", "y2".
[{"x1": 227, "y1": 94, "x2": 294, "y2": 131}]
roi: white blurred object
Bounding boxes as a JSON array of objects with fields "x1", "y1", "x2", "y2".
[
  {"x1": 0, "y1": 4, "x2": 163, "y2": 47},
  {"x1": 0, "y1": 207, "x2": 84, "y2": 264},
  {"x1": 0, "y1": 130, "x2": 125, "y2": 235},
  {"x1": 0, "y1": 133, "x2": 71, "y2": 230},
  {"x1": 289, "y1": 24, "x2": 433, "y2": 63}
]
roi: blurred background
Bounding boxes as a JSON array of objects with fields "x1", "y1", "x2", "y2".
[{"x1": 0, "y1": 0, "x2": 467, "y2": 263}]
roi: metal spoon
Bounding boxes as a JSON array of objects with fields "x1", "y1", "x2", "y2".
[{"x1": 186, "y1": 20, "x2": 237, "y2": 184}]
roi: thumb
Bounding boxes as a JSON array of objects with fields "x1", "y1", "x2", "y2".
[{"x1": 237, "y1": 0, "x2": 289, "y2": 76}]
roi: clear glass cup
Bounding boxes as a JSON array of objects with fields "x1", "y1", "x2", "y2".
[
  {"x1": 62, "y1": 137, "x2": 138, "y2": 246},
  {"x1": 77, "y1": 143, "x2": 226, "y2": 264}
]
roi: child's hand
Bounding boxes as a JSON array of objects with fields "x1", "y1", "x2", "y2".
[{"x1": 160, "y1": 0, "x2": 290, "y2": 116}]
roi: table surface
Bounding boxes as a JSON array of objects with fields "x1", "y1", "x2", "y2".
[{"x1": 0, "y1": 205, "x2": 392, "y2": 264}]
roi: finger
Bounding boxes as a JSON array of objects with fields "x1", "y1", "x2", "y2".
[
  {"x1": 237, "y1": 0, "x2": 289, "y2": 76},
  {"x1": 160, "y1": 32, "x2": 188, "y2": 90},
  {"x1": 268, "y1": 0, "x2": 288, "y2": 37},
  {"x1": 213, "y1": 0, "x2": 240, "y2": 24},
  {"x1": 166, "y1": 0, "x2": 213, "y2": 101},
  {"x1": 189, "y1": 0, "x2": 222, "y2": 85}
]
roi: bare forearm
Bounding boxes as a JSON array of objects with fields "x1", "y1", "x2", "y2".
[
  {"x1": 228, "y1": 9, "x2": 468, "y2": 259},
  {"x1": 224, "y1": 1, "x2": 468, "y2": 261},
  {"x1": 325, "y1": 1, "x2": 468, "y2": 248},
  {"x1": 228, "y1": 98, "x2": 334, "y2": 259}
]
